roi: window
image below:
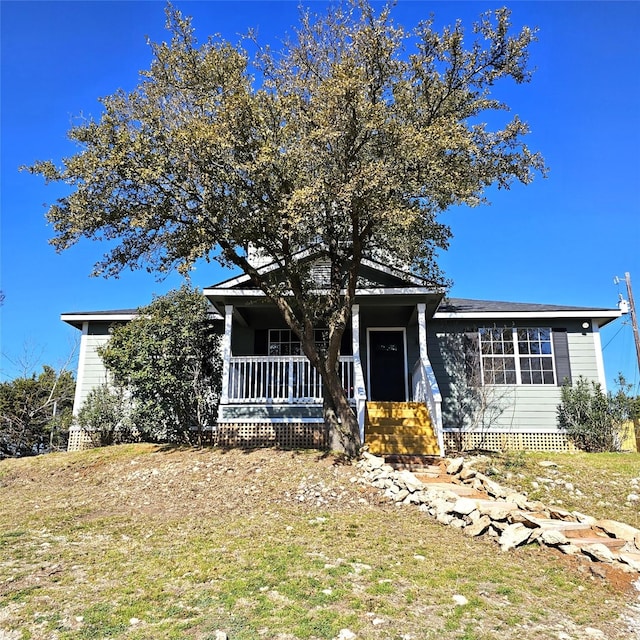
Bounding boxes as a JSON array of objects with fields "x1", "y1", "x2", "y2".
[
  {"x1": 268, "y1": 329, "x2": 329, "y2": 356},
  {"x1": 479, "y1": 327, "x2": 555, "y2": 385}
]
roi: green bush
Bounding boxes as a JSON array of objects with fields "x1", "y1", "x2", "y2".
[
  {"x1": 77, "y1": 384, "x2": 136, "y2": 447},
  {"x1": 557, "y1": 376, "x2": 632, "y2": 452},
  {"x1": 98, "y1": 286, "x2": 221, "y2": 445}
]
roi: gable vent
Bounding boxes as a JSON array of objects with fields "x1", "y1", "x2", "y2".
[{"x1": 311, "y1": 258, "x2": 331, "y2": 287}]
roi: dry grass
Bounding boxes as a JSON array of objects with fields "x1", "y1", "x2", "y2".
[{"x1": 1, "y1": 444, "x2": 639, "y2": 639}]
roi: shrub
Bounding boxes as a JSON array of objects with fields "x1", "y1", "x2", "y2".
[
  {"x1": 557, "y1": 376, "x2": 632, "y2": 452},
  {"x1": 98, "y1": 286, "x2": 221, "y2": 445},
  {"x1": 77, "y1": 384, "x2": 136, "y2": 446}
]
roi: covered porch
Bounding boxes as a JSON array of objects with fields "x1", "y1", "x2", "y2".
[{"x1": 204, "y1": 265, "x2": 446, "y2": 454}]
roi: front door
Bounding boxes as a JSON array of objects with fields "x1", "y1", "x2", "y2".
[{"x1": 368, "y1": 330, "x2": 407, "y2": 401}]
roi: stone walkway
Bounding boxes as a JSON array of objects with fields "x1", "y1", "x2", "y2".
[{"x1": 357, "y1": 452, "x2": 640, "y2": 574}]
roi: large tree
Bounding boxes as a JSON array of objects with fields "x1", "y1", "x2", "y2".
[{"x1": 28, "y1": 2, "x2": 545, "y2": 456}]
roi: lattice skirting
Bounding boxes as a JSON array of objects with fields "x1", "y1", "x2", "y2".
[
  {"x1": 212, "y1": 423, "x2": 330, "y2": 450},
  {"x1": 67, "y1": 426, "x2": 95, "y2": 452},
  {"x1": 443, "y1": 430, "x2": 578, "y2": 453}
]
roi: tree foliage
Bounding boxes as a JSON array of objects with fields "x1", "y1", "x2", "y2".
[
  {"x1": 28, "y1": 1, "x2": 545, "y2": 455},
  {"x1": 96, "y1": 286, "x2": 221, "y2": 445},
  {"x1": 0, "y1": 366, "x2": 75, "y2": 457},
  {"x1": 557, "y1": 376, "x2": 633, "y2": 453}
]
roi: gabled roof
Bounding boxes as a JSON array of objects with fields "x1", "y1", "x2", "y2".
[
  {"x1": 435, "y1": 297, "x2": 622, "y2": 327},
  {"x1": 206, "y1": 251, "x2": 435, "y2": 292}
]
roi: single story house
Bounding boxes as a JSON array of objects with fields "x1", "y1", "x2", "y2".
[{"x1": 62, "y1": 254, "x2": 623, "y2": 454}]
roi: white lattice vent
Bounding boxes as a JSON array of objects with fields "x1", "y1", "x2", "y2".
[{"x1": 443, "y1": 431, "x2": 577, "y2": 453}]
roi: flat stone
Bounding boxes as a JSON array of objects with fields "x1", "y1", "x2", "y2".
[
  {"x1": 499, "y1": 523, "x2": 532, "y2": 551},
  {"x1": 540, "y1": 529, "x2": 569, "y2": 546},
  {"x1": 581, "y1": 543, "x2": 616, "y2": 563},
  {"x1": 475, "y1": 500, "x2": 518, "y2": 522},
  {"x1": 480, "y1": 476, "x2": 509, "y2": 499},
  {"x1": 538, "y1": 461, "x2": 558, "y2": 468},
  {"x1": 518, "y1": 514, "x2": 592, "y2": 533},
  {"x1": 446, "y1": 457, "x2": 464, "y2": 475},
  {"x1": 594, "y1": 519, "x2": 640, "y2": 543},
  {"x1": 506, "y1": 492, "x2": 529, "y2": 510},
  {"x1": 617, "y1": 552, "x2": 640, "y2": 572},
  {"x1": 566, "y1": 536, "x2": 626, "y2": 551},
  {"x1": 451, "y1": 497, "x2": 478, "y2": 516},
  {"x1": 465, "y1": 515, "x2": 491, "y2": 537},
  {"x1": 459, "y1": 467, "x2": 477, "y2": 481},
  {"x1": 362, "y1": 453, "x2": 385, "y2": 468},
  {"x1": 557, "y1": 543, "x2": 581, "y2": 555},
  {"x1": 547, "y1": 507, "x2": 577, "y2": 521},
  {"x1": 572, "y1": 511, "x2": 597, "y2": 526},
  {"x1": 422, "y1": 482, "x2": 479, "y2": 498},
  {"x1": 397, "y1": 470, "x2": 424, "y2": 493}
]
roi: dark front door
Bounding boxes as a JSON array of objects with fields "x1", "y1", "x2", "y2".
[{"x1": 368, "y1": 330, "x2": 406, "y2": 401}]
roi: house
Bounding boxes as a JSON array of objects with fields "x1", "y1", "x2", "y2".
[{"x1": 62, "y1": 254, "x2": 623, "y2": 454}]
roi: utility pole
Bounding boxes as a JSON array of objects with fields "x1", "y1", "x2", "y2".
[{"x1": 624, "y1": 272, "x2": 640, "y2": 377}]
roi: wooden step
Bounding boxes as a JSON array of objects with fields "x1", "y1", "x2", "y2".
[
  {"x1": 367, "y1": 417, "x2": 433, "y2": 428},
  {"x1": 366, "y1": 434, "x2": 439, "y2": 446},
  {"x1": 366, "y1": 424, "x2": 435, "y2": 436},
  {"x1": 366, "y1": 402, "x2": 430, "y2": 419},
  {"x1": 366, "y1": 441, "x2": 440, "y2": 456}
]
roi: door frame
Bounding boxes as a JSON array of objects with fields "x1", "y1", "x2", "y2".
[{"x1": 366, "y1": 327, "x2": 409, "y2": 401}]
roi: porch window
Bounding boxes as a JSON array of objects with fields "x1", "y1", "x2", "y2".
[
  {"x1": 268, "y1": 329, "x2": 329, "y2": 356},
  {"x1": 479, "y1": 327, "x2": 555, "y2": 385}
]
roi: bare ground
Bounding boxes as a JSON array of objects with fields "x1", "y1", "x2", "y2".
[{"x1": 1, "y1": 444, "x2": 639, "y2": 639}]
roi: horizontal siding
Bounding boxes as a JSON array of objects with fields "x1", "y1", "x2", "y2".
[
  {"x1": 74, "y1": 334, "x2": 110, "y2": 413},
  {"x1": 567, "y1": 332, "x2": 601, "y2": 380},
  {"x1": 427, "y1": 319, "x2": 602, "y2": 434}
]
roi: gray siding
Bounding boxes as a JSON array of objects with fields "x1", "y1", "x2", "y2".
[
  {"x1": 74, "y1": 331, "x2": 111, "y2": 413},
  {"x1": 427, "y1": 318, "x2": 604, "y2": 433}
]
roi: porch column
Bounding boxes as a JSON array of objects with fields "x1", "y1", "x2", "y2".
[
  {"x1": 220, "y1": 305, "x2": 233, "y2": 405},
  {"x1": 417, "y1": 302, "x2": 428, "y2": 362},
  {"x1": 351, "y1": 304, "x2": 367, "y2": 441}
]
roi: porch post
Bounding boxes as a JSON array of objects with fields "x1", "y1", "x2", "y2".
[
  {"x1": 417, "y1": 303, "x2": 428, "y2": 362},
  {"x1": 220, "y1": 305, "x2": 233, "y2": 405},
  {"x1": 351, "y1": 304, "x2": 367, "y2": 442}
]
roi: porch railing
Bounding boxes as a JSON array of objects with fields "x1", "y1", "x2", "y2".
[{"x1": 227, "y1": 355, "x2": 355, "y2": 404}]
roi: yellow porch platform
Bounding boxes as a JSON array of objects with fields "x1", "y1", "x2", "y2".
[{"x1": 365, "y1": 401, "x2": 440, "y2": 456}]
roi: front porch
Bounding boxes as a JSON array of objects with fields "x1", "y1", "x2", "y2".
[{"x1": 205, "y1": 258, "x2": 446, "y2": 455}]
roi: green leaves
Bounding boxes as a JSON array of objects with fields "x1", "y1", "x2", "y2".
[
  {"x1": 27, "y1": 1, "x2": 544, "y2": 284},
  {"x1": 96, "y1": 286, "x2": 221, "y2": 444},
  {"x1": 557, "y1": 376, "x2": 633, "y2": 452},
  {"x1": 27, "y1": 2, "x2": 546, "y2": 450},
  {"x1": 0, "y1": 366, "x2": 75, "y2": 457}
]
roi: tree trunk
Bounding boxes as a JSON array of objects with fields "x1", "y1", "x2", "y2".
[{"x1": 321, "y1": 362, "x2": 361, "y2": 458}]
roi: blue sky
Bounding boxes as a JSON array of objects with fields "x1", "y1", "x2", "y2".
[{"x1": 1, "y1": 1, "x2": 639, "y2": 391}]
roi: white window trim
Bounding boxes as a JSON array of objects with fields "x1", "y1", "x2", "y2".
[{"x1": 478, "y1": 326, "x2": 557, "y2": 386}]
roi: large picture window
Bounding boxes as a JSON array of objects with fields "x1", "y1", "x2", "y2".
[{"x1": 479, "y1": 327, "x2": 555, "y2": 385}]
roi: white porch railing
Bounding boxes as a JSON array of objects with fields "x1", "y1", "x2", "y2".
[
  {"x1": 228, "y1": 356, "x2": 355, "y2": 404},
  {"x1": 412, "y1": 356, "x2": 445, "y2": 456}
]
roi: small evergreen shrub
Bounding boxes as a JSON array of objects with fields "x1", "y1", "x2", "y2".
[
  {"x1": 557, "y1": 376, "x2": 632, "y2": 452},
  {"x1": 77, "y1": 384, "x2": 136, "y2": 446}
]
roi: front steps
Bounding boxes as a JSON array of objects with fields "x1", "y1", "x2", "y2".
[{"x1": 365, "y1": 401, "x2": 440, "y2": 456}]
